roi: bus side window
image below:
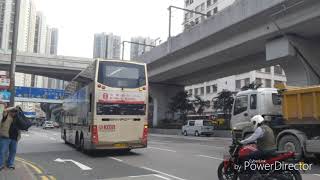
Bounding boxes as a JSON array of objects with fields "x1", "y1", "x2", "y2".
[{"x1": 89, "y1": 93, "x2": 92, "y2": 112}]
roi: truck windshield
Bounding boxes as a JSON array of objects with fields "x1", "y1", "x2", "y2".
[
  {"x1": 98, "y1": 61, "x2": 146, "y2": 88},
  {"x1": 233, "y1": 95, "x2": 248, "y2": 115}
]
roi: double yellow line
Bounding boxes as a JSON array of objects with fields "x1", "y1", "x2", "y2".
[{"x1": 16, "y1": 157, "x2": 57, "y2": 180}]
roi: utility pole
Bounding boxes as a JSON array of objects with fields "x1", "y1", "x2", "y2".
[
  {"x1": 121, "y1": 41, "x2": 156, "y2": 60},
  {"x1": 9, "y1": 0, "x2": 21, "y2": 106}
]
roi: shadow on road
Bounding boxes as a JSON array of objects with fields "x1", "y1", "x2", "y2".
[{"x1": 86, "y1": 150, "x2": 141, "y2": 158}]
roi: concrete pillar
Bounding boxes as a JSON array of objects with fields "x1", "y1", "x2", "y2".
[
  {"x1": 149, "y1": 83, "x2": 184, "y2": 127},
  {"x1": 266, "y1": 36, "x2": 320, "y2": 86}
]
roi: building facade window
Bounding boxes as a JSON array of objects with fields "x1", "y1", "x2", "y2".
[
  {"x1": 188, "y1": 89, "x2": 193, "y2": 95},
  {"x1": 265, "y1": 79, "x2": 271, "y2": 88},
  {"x1": 207, "y1": 11, "x2": 212, "y2": 17},
  {"x1": 195, "y1": 6, "x2": 200, "y2": 12},
  {"x1": 236, "y1": 80, "x2": 241, "y2": 89},
  {"x1": 195, "y1": 88, "x2": 199, "y2": 95},
  {"x1": 201, "y1": 3, "x2": 205, "y2": 11},
  {"x1": 213, "y1": 7, "x2": 218, "y2": 14},
  {"x1": 200, "y1": 87, "x2": 204, "y2": 95},
  {"x1": 265, "y1": 67, "x2": 271, "y2": 73},
  {"x1": 245, "y1": 78, "x2": 250, "y2": 86},
  {"x1": 207, "y1": 0, "x2": 212, "y2": 7},
  {"x1": 184, "y1": 13, "x2": 189, "y2": 21},
  {"x1": 206, "y1": 86, "x2": 211, "y2": 94},
  {"x1": 185, "y1": 0, "x2": 189, "y2": 6},
  {"x1": 274, "y1": 65, "x2": 283, "y2": 75},
  {"x1": 212, "y1": 84, "x2": 217, "y2": 93},
  {"x1": 195, "y1": 17, "x2": 199, "y2": 24},
  {"x1": 256, "y1": 78, "x2": 262, "y2": 85}
]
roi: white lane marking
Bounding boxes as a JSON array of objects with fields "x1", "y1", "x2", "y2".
[
  {"x1": 196, "y1": 155, "x2": 223, "y2": 161},
  {"x1": 128, "y1": 174, "x2": 170, "y2": 180},
  {"x1": 154, "y1": 174, "x2": 172, "y2": 180},
  {"x1": 148, "y1": 146, "x2": 177, "y2": 153},
  {"x1": 313, "y1": 174, "x2": 320, "y2": 177},
  {"x1": 22, "y1": 134, "x2": 30, "y2": 137},
  {"x1": 50, "y1": 137, "x2": 57, "y2": 141},
  {"x1": 54, "y1": 158, "x2": 92, "y2": 170},
  {"x1": 142, "y1": 167, "x2": 186, "y2": 180},
  {"x1": 53, "y1": 133, "x2": 58, "y2": 136},
  {"x1": 109, "y1": 157, "x2": 123, "y2": 162},
  {"x1": 149, "y1": 141, "x2": 168, "y2": 145},
  {"x1": 129, "y1": 174, "x2": 154, "y2": 178}
]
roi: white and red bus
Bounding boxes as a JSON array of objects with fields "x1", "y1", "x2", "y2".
[{"x1": 62, "y1": 59, "x2": 148, "y2": 152}]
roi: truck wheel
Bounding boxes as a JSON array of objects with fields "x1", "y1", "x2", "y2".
[
  {"x1": 315, "y1": 154, "x2": 320, "y2": 162},
  {"x1": 195, "y1": 131, "x2": 200, "y2": 137},
  {"x1": 183, "y1": 131, "x2": 188, "y2": 136},
  {"x1": 278, "y1": 135, "x2": 303, "y2": 160}
]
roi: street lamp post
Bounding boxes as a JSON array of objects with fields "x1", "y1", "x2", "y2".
[
  {"x1": 121, "y1": 41, "x2": 156, "y2": 60},
  {"x1": 9, "y1": 0, "x2": 21, "y2": 106},
  {"x1": 168, "y1": 5, "x2": 210, "y2": 39}
]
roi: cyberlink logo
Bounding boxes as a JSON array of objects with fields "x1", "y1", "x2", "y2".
[{"x1": 243, "y1": 160, "x2": 312, "y2": 171}]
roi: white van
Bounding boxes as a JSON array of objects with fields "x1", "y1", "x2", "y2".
[{"x1": 182, "y1": 120, "x2": 214, "y2": 136}]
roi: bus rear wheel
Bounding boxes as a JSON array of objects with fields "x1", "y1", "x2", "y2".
[
  {"x1": 80, "y1": 138, "x2": 86, "y2": 153},
  {"x1": 75, "y1": 134, "x2": 81, "y2": 151},
  {"x1": 63, "y1": 130, "x2": 68, "y2": 144}
]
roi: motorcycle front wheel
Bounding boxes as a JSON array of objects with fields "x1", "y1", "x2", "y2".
[{"x1": 217, "y1": 162, "x2": 238, "y2": 180}]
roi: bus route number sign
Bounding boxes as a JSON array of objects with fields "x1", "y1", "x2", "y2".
[{"x1": 99, "y1": 125, "x2": 115, "y2": 132}]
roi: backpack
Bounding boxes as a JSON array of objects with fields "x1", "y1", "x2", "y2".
[{"x1": 15, "y1": 108, "x2": 32, "y2": 131}]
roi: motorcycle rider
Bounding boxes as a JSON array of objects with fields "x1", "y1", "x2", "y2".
[{"x1": 240, "y1": 115, "x2": 277, "y2": 160}]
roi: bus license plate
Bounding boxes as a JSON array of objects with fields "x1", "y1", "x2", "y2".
[{"x1": 113, "y1": 143, "x2": 128, "y2": 148}]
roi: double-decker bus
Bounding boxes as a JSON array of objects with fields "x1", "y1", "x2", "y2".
[{"x1": 61, "y1": 59, "x2": 148, "y2": 152}]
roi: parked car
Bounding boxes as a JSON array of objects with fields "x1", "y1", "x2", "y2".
[
  {"x1": 53, "y1": 122, "x2": 60, "y2": 128},
  {"x1": 182, "y1": 120, "x2": 214, "y2": 136},
  {"x1": 43, "y1": 121, "x2": 54, "y2": 129}
]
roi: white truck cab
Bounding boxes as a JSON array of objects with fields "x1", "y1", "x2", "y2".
[{"x1": 231, "y1": 88, "x2": 282, "y2": 132}]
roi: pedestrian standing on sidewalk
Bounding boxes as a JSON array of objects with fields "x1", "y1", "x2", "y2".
[{"x1": 0, "y1": 107, "x2": 21, "y2": 170}]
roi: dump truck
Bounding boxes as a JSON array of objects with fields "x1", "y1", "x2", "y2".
[{"x1": 231, "y1": 85, "x2": 320, "y2": 159}]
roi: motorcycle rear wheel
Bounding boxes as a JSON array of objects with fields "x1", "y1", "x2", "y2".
[{"x1": 217, "y1": 162, "x2": 238, "y2": 180}]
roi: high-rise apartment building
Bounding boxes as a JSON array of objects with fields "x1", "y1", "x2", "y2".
[
  {"x1": 93, "y1": 33, "x2": 121, "y2": 59},
  {"x1": 183, "y1": 0, "x2": 235, "y2": 30},
  {"x1": 130, "y1": 36, "x2": 155, "y2": 60},
  {"x1": 33, "y1": 12, "x2": 47, "y2": 54}
]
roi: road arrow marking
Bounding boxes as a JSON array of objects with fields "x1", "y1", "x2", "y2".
[{"x1": 54, "y1": 158, "x2": 92, "y2": 170}]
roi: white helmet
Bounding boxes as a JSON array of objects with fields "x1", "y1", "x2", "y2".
[{"x1": 251, "y1": 115, "x2": 264, "y2": 129}]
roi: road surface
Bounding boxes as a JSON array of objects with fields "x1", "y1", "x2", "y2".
[{"x1": 15, "y1": 127, "x2": 320, "y2": 180}]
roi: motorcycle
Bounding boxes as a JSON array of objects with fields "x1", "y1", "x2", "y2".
[{"x1": 217, "y1": 136, "x2": 302, "y2": 180}]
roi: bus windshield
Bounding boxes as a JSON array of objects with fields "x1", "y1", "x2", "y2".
[{"x1": 98, "y1": 61, "x2": 146, "y2": 88}]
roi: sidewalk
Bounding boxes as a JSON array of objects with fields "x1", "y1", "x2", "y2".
[{"x1": 0, "y1": 160, "x2": 36, "y2": 180}]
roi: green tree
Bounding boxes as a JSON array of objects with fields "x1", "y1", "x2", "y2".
[
  {"x1": 212, "y1": 90, "x2": 234, "y2": 115},
  {"x1": 241, "y1": 81, "x2": 262, "y2": 91},
  {"x1": 192, "y1": 95, "x2": 210, "y2": 115},
  {"x1": 169, "y1": 91, "x2": 194, "y2": 119}
]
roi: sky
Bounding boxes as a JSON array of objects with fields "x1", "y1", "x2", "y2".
[{"x1": 34, "y1": 0, "x2": 184, "y2": 59}]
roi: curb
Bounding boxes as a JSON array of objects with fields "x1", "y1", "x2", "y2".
[{"x1": 16, "y1": 157, "x2": 57, "y2": 180}]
